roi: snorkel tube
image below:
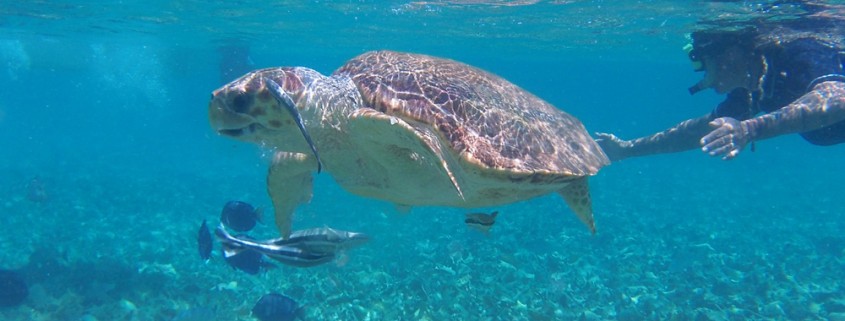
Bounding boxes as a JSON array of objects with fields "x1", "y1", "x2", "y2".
[{"x1": 688, "y1": 80, "x2": 707, "y2": 95}]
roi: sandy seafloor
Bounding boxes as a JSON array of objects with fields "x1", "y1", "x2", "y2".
[{"x1": 1, "y1": 1, "x2": 845, "y2": 320}]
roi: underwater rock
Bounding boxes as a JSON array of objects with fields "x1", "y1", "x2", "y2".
[
  {"x1": 172, "y1": 307, "x2": 217, "y2": 321},
  {"x1": 827, "y1": 301, "x2": 845, "y2": 314},
  {"x1": 616, "y1": 306, "x2": 643, "y2": 321},
  {"x1": 252, "y1": 293, "x2": 301, "y2": 321},
  {"x1": 761, "y1": 301, "x2": 785, "y2": 318},
  {"x1": 829, "y1": 312, "x2": 845, "y2": 321},
  {"x1": 579, "y1": 310, "x2": 601, "y2": 321},
  {"x1": 0, "y1": 269, "x2": 28, "y2": 307}
]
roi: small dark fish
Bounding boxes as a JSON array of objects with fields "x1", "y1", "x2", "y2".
[
  {"x1": 217, "y1": 40, "x2": 254, "y2": 85},
  {"x1": 223, "y1": 234, "x2": 276, "y2": 275},
  {"x1": 25, "y1": 176, "x2": 48, "y2": 203},
  {"x1": 252, "y1": 293, "x2": 302, "y2": 321},
  {"x1": 216, "y1": 225, "x2": 335, "y2": 268},
  {"x1": 0, "y1": 269, "x2": 28, "y2": 308},
  {"x1": 264, "y1": 77, "x2": 322, "y2": 173},
  {"x1": 225, "y1": 248, "x2": 265, "y2": 275},
  {"x1": 221, "y1": 201, "x2": 263, "y2": 232},
  {"x1": 198, "y1": 219, "x2": 213, "y2": 261},
  {"x1": 465, "y1": 211, "x2": 499, "y2": 234}
]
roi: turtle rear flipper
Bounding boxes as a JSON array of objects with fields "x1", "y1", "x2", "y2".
[{"x1": 558, "y1": 177, "x2": 596, "y2": 234}]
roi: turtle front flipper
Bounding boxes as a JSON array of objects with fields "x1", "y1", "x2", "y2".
[
  {"x1": 557, "y1": 177, "x2": 597, "y2": 234},
  {"x1": 268, "y1": 151, "x2": 316, "y2": 239},
  {"x1": 344, "y1": 108, "x2": 465, "y2": 202}
]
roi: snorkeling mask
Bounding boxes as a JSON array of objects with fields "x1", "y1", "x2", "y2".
[
  {"x1": 684, "y1": 42, "x2": 708, "y2": 95},
  {"x1": 683, "y1": 43, "x2": 705, "y2": 72}
]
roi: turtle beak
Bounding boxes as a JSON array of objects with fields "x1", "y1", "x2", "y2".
[
  {"x1": 210, "y1": 104, "x2": 254, "y2": 134},
  {"x1": 209, "y1": 86, "x2": 262, "y2": 137}
]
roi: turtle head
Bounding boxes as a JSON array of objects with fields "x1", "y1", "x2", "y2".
[{"x1": 209, "y1": 67, "x2": 324, "y2": 156}]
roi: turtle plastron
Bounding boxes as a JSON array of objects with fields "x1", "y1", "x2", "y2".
[{"x1": 267, "y1": 151, "x2": 316, "y2": 239}]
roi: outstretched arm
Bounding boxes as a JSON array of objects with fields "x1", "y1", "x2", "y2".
[
  {"x1": 702, "y1": 81, "x2": 845, "y2": 159},
  {"x1": 596, "y1": 113, "x2": 715, "y2": 161}
]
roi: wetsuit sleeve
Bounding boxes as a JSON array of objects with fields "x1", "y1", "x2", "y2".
[
  {"x1": 742, "y1": 80, "x2": 845, "y2": 146},
  {"x1": 617, "y1": 113, "x2": 715, "y2": 158},
  {"x1": 605, "y1": 89, "x2": 751, "y2": 159}
]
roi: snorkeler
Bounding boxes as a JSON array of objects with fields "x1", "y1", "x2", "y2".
[
  {"x1": 218, "y1": 39, "x2": 255, "y2": 85},
  {"x1": 596, "y1": 15, "x2": 845, "y2": 161}
]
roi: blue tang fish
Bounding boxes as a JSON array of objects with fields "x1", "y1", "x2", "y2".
[
  {"x1": 197, "y1": 219, "x2": 212, "y2": 261},
  {"x1": 223, "y1": 234, "x2": 276, "y2": 275},
  {"x1": 221, "y1": 201, "x2": 263, "y2": 232},
  {"x1": 252, "y1": 293, "x2": 302, "y2": 321}
]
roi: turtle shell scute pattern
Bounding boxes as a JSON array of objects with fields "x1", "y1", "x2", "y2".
[{"x1": 335, "y1": 51, "x2": 608, "y2": 176}]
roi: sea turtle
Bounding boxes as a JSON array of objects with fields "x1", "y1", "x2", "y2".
[{"x1": 209, "y1": 50, "x2": 609, "y2": 238}]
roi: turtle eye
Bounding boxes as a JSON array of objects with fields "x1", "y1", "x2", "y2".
[{"x1": 230, "y1": 94, "x2": 253, "y2": 114}]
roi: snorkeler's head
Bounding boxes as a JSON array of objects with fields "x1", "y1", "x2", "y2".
[
  {"x1": 684, "y1": 4, "x2": 845, "y2": 95},
  {"x1": 685, "y1": 27, "x2": 758, "y2": 95},
  {"x1": 687, "y1": 27, "x2": 757, "y2": 70}
]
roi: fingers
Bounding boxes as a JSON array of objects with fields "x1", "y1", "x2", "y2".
[
  {"x1": 700, "y1": 129, "x2": 726, "y2": 150},
  {"x1": 703, "y1": 139, "x2": 735, "y2": 158},
  {"x1": 594, "y1": 132, "x2": 615, "y2": 140},
  {"x1": 593, "y1": 132, "x2": 626, "y2": 162},
  {"x1": 701, "y1": 117, "x2": 745, "y2": 160},
  {"x1": 701, "y1": 130, "x2": 740, "y2": 160},
  {"x1": 708, "y1": 118, "x2": 727, "y2": 128}
]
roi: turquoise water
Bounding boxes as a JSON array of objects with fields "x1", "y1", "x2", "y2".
[{"x1": 2, "y1": 1, "x2": 844, "y2": 320}]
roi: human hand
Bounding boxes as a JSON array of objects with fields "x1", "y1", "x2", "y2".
[
  {"x1": 594, "y1": 132, "x2": 631, "y2": 162},
  {"x1": 700, "y1": 117, "x2": 751, "y2": 160}
]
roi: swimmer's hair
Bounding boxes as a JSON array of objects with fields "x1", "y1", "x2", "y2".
[
  {"x1": 689, "y1": 27, "x2": 757, "y2": 59},
  {"x1": 689, "y1": 11, "x2": 844, "y2": 60}
]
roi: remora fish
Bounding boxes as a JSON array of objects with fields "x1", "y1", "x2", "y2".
[
  {"x1": 272, "y1": 227, "x2": 370, "y2": 254},
  {"x1": 215, "y1": 225, "x2": 334, "y2": 268}
]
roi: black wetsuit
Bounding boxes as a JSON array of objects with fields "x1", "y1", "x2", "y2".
[{"x1": 713, "y1": 38, "x2": 845, "y2": 146}]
